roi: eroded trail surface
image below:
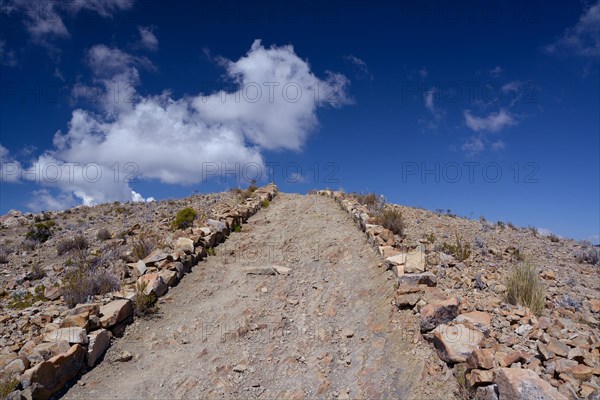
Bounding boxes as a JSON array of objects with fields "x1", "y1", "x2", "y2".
[{"x1": 64, "y1": 194, "x2": 426, "y2": 399}]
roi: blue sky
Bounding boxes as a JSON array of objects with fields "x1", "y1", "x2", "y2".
[{"x1": 0, "y1": 0, "x2": 598, "y2": 242}]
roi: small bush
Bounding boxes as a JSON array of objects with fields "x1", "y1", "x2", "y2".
[
  {"x1": 57, "y1": 235, "x2": 89, "y2": 256},
  {"x1": 30, "y1": 263, "x2": 46, "y2": 280},
  {"x1": 440, "y1": 234, "x2": 472, "y2": 262},
  {"x1": 61, "y1": 251, "x2": 121, "y2": 307},
  {"x1": 497, "y1": 221, "x2": 505, "y2": 228},
  {"x1": 261, "y1": 199, "x2": 270, "y2": 208},
  {"x1": 132, "y1": 235, "x2": 155, "y2": 261},
  {"x1": 21, "y1": 238, "x2": 37, "y2": 251},
  {"x1": 0, "y1": 244, "x2": 10, "y2": 264},
  {"x1": 206, "y1": 246, "x2": 216, "y2": 256},
  {"x1": 133, "y1": 281, "x2": 157, "y2": 317},
  {"x1": 0, "y1": 376, "x2": 19, "y2": 398},
  {"x1": 97, "y1": 228, "x2": 112, "y2": 241},
  {"x1": 505, "y1": 263, "x2": 545, "y2": 315},
  {"x1": 557, "y1": 294, "x2": 582, "y2": 311},
  {"x1": 425, "y1": 233, "x2": 436, "y2": 244},
  {"x1": 528, "y1": 225, "x2": 538, "y2": 236},
  {"x1": 26, "y1": 221, "x2": 55, "y2": 243},
  {"x1": 574, "y1": 242, "x2": 600, "y2": 266},
  {"x1": 548, "y1": 234, "x2": 560, "y2": 243},
  {"x1": 373, "y1": 207, "x2": 404, "y2": 236},
  {"x1": 171, "y1": 207, "x2": 197, "y2": 230},
  {"x1": 232, "y1": 223, "x2": 242, "y2": 233},
  {"x1": 354, "y1": 192, "x2": 379, "y2": 207},
  {"x1": 507, "y1": 222, "x2": 516, "y2": 230}
]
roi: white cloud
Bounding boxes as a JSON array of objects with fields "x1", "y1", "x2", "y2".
[
  {"x1": 545, "y1": 0, "x2": 600, "y2": 57},
  {"x1": 501, "y1": 81, "x2": 519, "y2": 93},
  {"x1": 464, "y1": 109, "x2": 517, "y2": 132},
  {"x1": 22, "y1": 40, "x2": 350, "y2": 208},
  {"x1": 193, "y1": 40, "x2": 351, "y2": 151},
  {"x1": 489, "y1": 66, "x2": 503, "y2": 78},
  {"x1": 2, "y1": 0, "x2": 133, "y2": 43},
  {"x1": 419, "y1": 88, "x2": 445, "y2": 130},
  {"x1": 491, "y1": 140, "x2": 506, "y2": 151},
  {"x1": 0, "y1": 40, "x2": 18, "y2": 66},
  {"x1": 0, "y1": 145, "x2": 21, "y2": 183},
  {"x1": 131, "y1": 190, "x2": 154, "y2": 202},
  {"x1": 26, "y1": 189, "x2": 77, "y2": 212},
  {"x1": 137, "y1": 26, "x2": 158, "y2": 51},
  {"x1": 344, "y1": 55, "x2": 373, "y2": 80},
  {"x1": 461, "y1": 136, "x2": 485, "y2": 155}
]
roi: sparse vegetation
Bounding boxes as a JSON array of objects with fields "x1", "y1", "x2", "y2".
[
  {"x1": 97, "y1": 228, "x2": 112, "y2": 241},
  {"x1": 528, "y1": 225, "x2": 538, "y2": 236},
  {"x1": 373, "y1": 207, "x2": 405, "y2": 236},
  {"x1": 261, "y1": 199, "x2": 270, "y2": 208},
  {"x1": 0, "y1": 244, "x2": 10, "y2": 263},
  {"x1": 25, "y1": 221, "x2": 55, "y2": 243},
  {"x1": 132, "y1": 234, "x2": 156, "y2": 261},
  {"x1": 30, "y1": 262, "x2": 46, "y2": 280},
  {"x1": 0, "y1": 376, "x2": 19, "y2": 398},
  {"x1": 548, "y1": 234, "x2": 560, "y2": 243},
  {"x1": 61, "y1": 250, "x2": 121, "y2": 307},
  {"x1": 206, "y1": 246, "x2": 216, "y2": 256},
  {"x1": 133, "y1": 281, "x2": 157, "y2": 317},
  {"x1": 505, "y1": 263, "x2": 545, "y2": 315},
  {"x1": 232, "y1": 223, "x2": 242, "y2": 233},
  {"x1": 440, "y1": 233, "x2": 472, "y2": 262},
  {"x1": 574, "y1": 242, "x2": 599, "y2": 266},
  {"x1": 239, "y1": 180, "x2": 259, "y2": 199},
  {"x1": 57, "y1": 235, "x2": 89, "y2": 256},
  {"x1": 171, "y1": 207, "x2": 197, "y2": 230},
  {"x1": 425, "y1": 232, "x2": 436, "y2": 244}
]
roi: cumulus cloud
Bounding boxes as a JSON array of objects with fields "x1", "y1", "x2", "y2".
[
  {"x1": 545, "y1": 0, "x2": 600, "y2": 57},
  {"x1": 26, "y1": 189, "x2": 77, "y2": 212},
  {"x1": 21, "y1": 40, "x2": 350, "y2": 208},
  {"x1": 464, "y1": 109, "x2": 516, "y2": 132},
  {"x1": 137, "y1": 26, "x2": 158, "y2": 51},
  {"x1": 0, "y1": 145, "x2": 21, "y2": 183}
]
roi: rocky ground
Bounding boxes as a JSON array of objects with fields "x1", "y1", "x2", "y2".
[
  {"x1": 321, "y1": 190, "x2": 600, "y2": 400},
  {"x1": 0, "y1": 186, "x2": 598, "y2": 399}
]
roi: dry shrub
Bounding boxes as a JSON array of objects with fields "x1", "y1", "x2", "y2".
[
  {"x1": 57, "y1": 235, "x2": 89, "y2": 255},
  {"x1": 133, "y1": 281, "x2": 157, "y2": 317},
  {"x1": 373, "y1": 207, "x2": 405, "y2": 237},
  {"x1": 505, "y1": 263, "x2": 545, "y2": 315},
  {"x1": 61, "y1": 249, "x2": 121, "y2": 307}
]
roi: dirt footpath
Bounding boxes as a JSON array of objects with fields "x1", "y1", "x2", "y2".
[{"x1": 63, "y1": 194, "x2": 448, "y2": 399}]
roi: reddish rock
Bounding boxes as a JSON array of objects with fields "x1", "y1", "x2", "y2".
[
  {"x1": 565, "y1": 364, "x2": 593, "y2": 381},
  {"x1": 420, "y1": 297, "x2": 460, "y2": 332},
  {"x1": 23, "y1": 344, "x2": 86, "y2": 400},
  {"x1": 467, "y1": 369, "x2": 494, "y2": 386},
  {"x1": 467, "y1": 348, "x2": 495, "y2": 370},
  {"x1": 398, "y1": 272, "x2": 437, "y2": 287},
  {"x1": 494, "y1": 367, "x2": 567, "y2": 400},
  {"x1": 86, "y1": 329, "x2": 111, "y2": 367},
  {"x1": 498, "y1": 351, "x2": 526, "y2": 368},
  {"x1": 138, "y1": 273, "x2": 168, "y2": 297},
  {"x1": 455, "y1": 311, "x2": 492, "y2": 334},
  {"x1": 431, "y1": 323, "x2": 484, "y2": 363},
  {"x1": 546, "y1": 338, "x2": 570, "y2": 358},
  {"x1": 99, "y1": 299, "x2": 133, "y2": 329}
]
